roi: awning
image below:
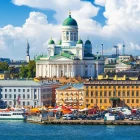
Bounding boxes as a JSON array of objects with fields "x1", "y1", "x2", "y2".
[{"x1": 110, "y1": 97, "x2": 120, "y2": 101}]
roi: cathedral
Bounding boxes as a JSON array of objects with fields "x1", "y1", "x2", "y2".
[{"x1": 36, "y1": 12, "x2": 104, "y2": 78}]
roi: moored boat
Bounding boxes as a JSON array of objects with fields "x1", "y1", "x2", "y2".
[{"x1": 0, "y1": 111, "x2": 26, "y2": 120}]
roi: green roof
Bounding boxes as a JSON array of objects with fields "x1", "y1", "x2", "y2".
[
  {"x1": 85, "y1": 40, "x2": 91, "y2": 45},
  {"x1": 48, "y1": 39, "x2": 55, "y2": 44},
  {"x1": 50, "y1": 51, "x2": 74, "y2": 60},
  {"x1": 77, "y1": 39, "x2": 83, "y2": 44},
  {"x1": 36, "y1": 55, "x2": 48, "y2": 60},
  {"x1": 63, "y1": 15, "x2": 77, "y2": 26}
]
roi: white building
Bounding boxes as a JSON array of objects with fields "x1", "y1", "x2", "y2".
[
  {"x1": 36, "y1": 12, "x2": 104, "y2": 78},
  {"x1": 0, "y1": 80, "x2": 59, "y2": 107}
]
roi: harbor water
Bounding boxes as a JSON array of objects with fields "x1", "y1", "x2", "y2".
[{"x1": 0, "y1": 121, "x2": 139, "y2": 140}]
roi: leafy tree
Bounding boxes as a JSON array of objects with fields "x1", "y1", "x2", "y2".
[
  {"x1": 19, "y1": 64, "x2": 28, "y2": 78},
  {"x1": 0, "y1": 62, "x2": 9, "y2": 71}
]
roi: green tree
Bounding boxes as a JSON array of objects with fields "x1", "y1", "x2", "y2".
[
  {"x1": 0, "y1": 62, "x2": 9, "y2": 71},
  {"x1": 19, "y1": 64, "x2": 28, "y2": 78}
]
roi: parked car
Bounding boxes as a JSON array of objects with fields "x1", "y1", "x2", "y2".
[
  {"x1": 62, "y1": 114, "x2": 73, "y2": 120},
  {"x1": 129, "y1": 116, "x2": 133, "y2": 121}
]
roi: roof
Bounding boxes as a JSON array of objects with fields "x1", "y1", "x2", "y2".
[
  {"x1": 0, "y1": 80, "x2": 41, "y2": 87},
  {"x1": 77, "y1": 39, "x2": 83, "y2": 44},
  {"x1": 50, "y1": 51, "x2": 74, "y2": 60},
  {"x1": 85, "y1": 40, "x2": 91, "y2": 45},
  {"x1": 48, "y1": 39, "x2": 55, "y2": 45},
  {"x1": 56, "y1": 83, "x2": 84, "y2": 90},
  {"x1": 63, "y1": 15, "x2": 78, "y2": 26}
]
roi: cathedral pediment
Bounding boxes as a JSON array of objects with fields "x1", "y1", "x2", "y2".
[{"x1": 49, "y1": 55, "x2": 72, "y2": 61}]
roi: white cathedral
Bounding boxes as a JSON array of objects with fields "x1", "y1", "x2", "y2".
[{"x1": 36, "y1": 12, "x2": 104, "y2": 78}]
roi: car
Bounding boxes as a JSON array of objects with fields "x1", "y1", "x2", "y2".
[
  {"x1": 78, "y1": 114, "x2": 87, "y2": 120},
  {"x1": 129, "y1": 116, "x2": 133, "y2": 121},
  {"x1": 62, "y1": 114, "x2": 73, "y2": 120}
]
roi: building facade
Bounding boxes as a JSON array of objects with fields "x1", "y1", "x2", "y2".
[
  {"x1": 84, "y1": 80, "x2": 140, "y2": 109},
  {"x1": 55, "y1": 84, "x2": 84, "y2": 107},
  {"x1": 0, "y1": 80, "x2": 59, "y2": 107},
  {"x1": 36, "y1": 12, "x2": 104, "y2": 79}
]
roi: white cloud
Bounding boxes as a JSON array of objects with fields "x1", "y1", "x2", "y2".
[{"x1": 0, "y1": 0, "x2": 140, "y2": 59}]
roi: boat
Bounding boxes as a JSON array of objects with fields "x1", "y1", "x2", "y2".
[{"x1": 0, "y1": 111, "x2": 27, "y2": 120}]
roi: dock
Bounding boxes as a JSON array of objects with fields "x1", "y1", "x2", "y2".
[{"x1": 27, "y1": 117, "x2": 140, "y2": 125}]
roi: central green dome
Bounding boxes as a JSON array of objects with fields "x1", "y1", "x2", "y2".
[{"x1": 63, "y1": 15, "x2": 78, "y2": 26}]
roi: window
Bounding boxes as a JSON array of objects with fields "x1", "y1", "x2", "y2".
[
  {"x1": 9, "y1": 89, "x2": 12, "y2": 92},
  {"x1": 91, "y1": 86, "x2": 93, "y2": 89},
  {"x1": 23, "y1": 101, "x2": 25, "y2": 106},
  {"x1": 23, "y1": 94, "x2": 25, "y2": 99},
  {"x1": 95, "y1": 92, "x2": 98, "y2": 97},
  {"x1": 136, "y1": 92, "x2": 139, "y2": 97},
  {"x1": 18, "y1": 89, "x2": 20, "y2": 92},
  {"x1": 127, "y1": 99, "x2": 129, "y2": 103},
  {"x1": 9, "y1": 101, "x2": 12, "y2": 105},
  {"x1": 27, "y1": 94, "x2": 30, "y2": 99},
  {"x1": 100, "y1": 92, "x2": 102, "y2": 97},
  {"x1": 91, "y1": 92, "x2": 93, "y2": 97},
  {"x1": 23, "y1": 89, "x2": 25, "y2": 92},
  {"x1": 104, "y1": 99, "x2": 107, "y2": 103},
  {"x1": 34, "y1": 89, "x2": 37, "y2": 92},
  {"x1": 9, "y1": 94, "x2": 12, "y2": 98},
  {"x1": 27, "y1": 102, "x2": 30, "y2": 105},
  {"x1": 91, "y1": 99, "x2": 93, "y2": 103},
  {"x1": 34, "y1": 94, "x2": 37, "y2": 99},
  {"x1": 27, "y1": 89, "x2": 30, "y2": 92},
  {"x1": 132, "y1": 92, "x2": 134, "y2": 97},
  {"x1": 100, "y1": 99, "x2": 102, "y2": 103},
  {"x1": 127, "y1": 91, "x2": 130, "y2": 97},
  {"x1": 1, "y1": 89, "x2": 2, "y2": 92},
  {"x1": 86, "y1": 99, "x2": 89, "y2": 103},
  {"x1": 109, "y1": 92, "x2": 111, "y2": 96},
  {"x1": 5, "y1": 94, "x2": 7, "y2": 98},
  {"x1": 85, "y1": 70, "x2": 88, "y2": 76},
  {"x1": 118, "y1": 92, "x2": 120, "y2": 96},
  {"x1": 104, "y1": 92, "x2": 107, "y2": 97},
  {"x1": 14, "y1": 89, "x2": 16, "y2": 92},
  {"x1": 96, "y1": 99, "x2": 98, "y2": 103},
  {"x1": 136, "y1": 99, "x2": 139, "y2": 103},
  {"x1": 86, "y1": 92, "x2": 88, "y2": 97},
  {"x1": 5, "y1": 89, "x2": 7, "y2": 92},
  {"x1": 132, "y1": 99, "x2": 134, "y2": 103}
]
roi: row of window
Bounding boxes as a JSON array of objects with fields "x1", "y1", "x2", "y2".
[
  {"x1": 8, "y1": 101, "x2": 30, "y2": 106},
  {"x1": 2, "y1": 94, "x2": 37, "y2": 99},
  {"x1": 87, "y1": 86, "x2": 140, "y2": 89},
  {"x1": 86, "y1": 92, "x2": 140, "y2": 97},
  {"x1": 1, "y1": 89, "x2": 37, "y2": 92},
  {"x1": 86, "y1": 99, "x2": 140, "y2": 104}
]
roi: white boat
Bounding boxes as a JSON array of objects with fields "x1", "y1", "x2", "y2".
[{"x1": 0, "y1": 111, "x2": 26, "y2": 120}]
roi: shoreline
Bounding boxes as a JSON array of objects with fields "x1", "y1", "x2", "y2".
[{"x1": 27, "y1": 119, "x2": 140, "y2": 125}]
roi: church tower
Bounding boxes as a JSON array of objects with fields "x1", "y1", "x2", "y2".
[
  {"x1": 26, "y1": 40, "x2": 30, "y2": 63},
  {"x1": 62, "y1": 11, "x2": 78, "y2": 46}
]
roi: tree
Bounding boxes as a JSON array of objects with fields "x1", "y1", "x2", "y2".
[
  {"x1": 0, "y1": 62, "x2": 9, "y2": 71},
  {"x1": 19, "y1": 64, "x2": 28, "y2": 78},
  {"x1": 27, "y1": 60, "x2": 36, "y2": 78}
]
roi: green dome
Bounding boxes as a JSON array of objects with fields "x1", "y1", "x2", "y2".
[
  {"x1": 48, "y1": 39, "x2": 55, "y2": 45},
  {"x1": 57, "y1": 39, "x2": 62, "y2": 45},
  {"x1": 63, "y1": 15, "x2": 78, "y2": 26},
  {"x1": 85, "y1": 40, "x2": 91, "y2": 45},
  {"x1": 77, "y1": 39, "x2": 83, "y2": 44}
]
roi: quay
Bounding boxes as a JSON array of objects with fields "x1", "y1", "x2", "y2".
[{"x1": 27, "y1": 117, "x2": 140, "y2": 125}]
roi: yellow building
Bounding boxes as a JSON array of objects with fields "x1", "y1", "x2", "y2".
[
  {"x1": 84, "y1": 80, "x2": 140, "y2": 109},
  {"x1": 55, "y1": 83, "x2": 84, "y2": 107},
  {"x1": 0, "y1": 71, "x2": 10, "y2": 80}
]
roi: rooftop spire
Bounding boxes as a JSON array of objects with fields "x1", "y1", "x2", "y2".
[{"x1": 69, "y1": 10, "x2": 71, "y2": 17}]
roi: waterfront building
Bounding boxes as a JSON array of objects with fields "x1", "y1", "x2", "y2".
[
  {"x1": 84, "y1": 80, "x2": 140, "y2": 109},
  {"x1": 0, "y1": 71, "x2": 10, "y2": 80},
  {"x1": 36, "y1": 12, "x2": 104, "y2": 79},
  {"x1": 0, "y1": 80, "x2": 60, "y2": 107},
  {"x1": 55, "y1": 83, "x2": 84, "y2": 107}
]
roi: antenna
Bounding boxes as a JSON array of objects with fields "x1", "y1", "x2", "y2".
[{"x1": 101, "y1": 44, "x2": 103, "y2": 56}]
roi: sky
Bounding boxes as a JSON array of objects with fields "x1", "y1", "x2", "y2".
[{"x1": 0, "y1": 0, "x2": 140, "y2": 60}]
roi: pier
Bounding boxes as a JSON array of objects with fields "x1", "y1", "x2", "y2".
[{"x1": 27, "y1": 117, "x2": 140, "y2": 125}]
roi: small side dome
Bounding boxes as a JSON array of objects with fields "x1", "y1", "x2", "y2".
[
  {"x1": 57, "y1": 39, "x2": 62, "y2": 45},
  {"x1": 85, "y1": 40, "x2": 91, "y2": 45},
  {"x1": 48, "y1": 39, "x2": 55, "y2": 45},
  {"x1": 77, "y1": 39, "x2": 83, "y2": 44}
]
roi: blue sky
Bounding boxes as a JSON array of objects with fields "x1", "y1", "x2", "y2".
[
  {"x1": 0, "y1": 0, "x2": 106, "y2": 27},
  {"x1": 0, "y1": 0, "x2": 140, "y2": 59}
]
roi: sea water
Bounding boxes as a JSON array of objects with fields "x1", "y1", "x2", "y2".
[{"x1": 0, "y1": 121, "x2": 139, "y2": 140}]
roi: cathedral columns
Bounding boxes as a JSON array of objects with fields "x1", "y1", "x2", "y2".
[
  {"x1": 80, "y1": 64, "x2": 83, "y2": 77},
  {"x1": 67, "y1": 64, "x2": 69, "y2": 77},
  {"x1": 63, "y1": 65, "x2": 65, "y2": 77},
  {"x1": 36, "y1": 64, "x2": 39, "y2": 77}
]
